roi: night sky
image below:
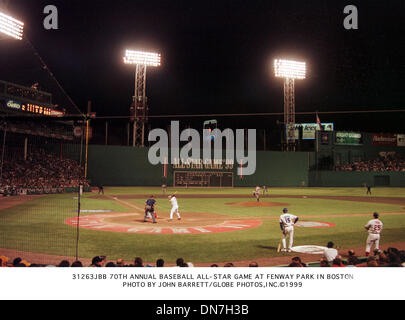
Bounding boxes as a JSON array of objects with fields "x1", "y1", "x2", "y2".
[{"x1": 1, "y1": 0, "x2": 405, "y2": 146}]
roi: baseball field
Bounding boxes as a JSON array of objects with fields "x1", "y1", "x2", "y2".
[{"x1": 1, "y1": 187, "x2": 405, "y2": 266}]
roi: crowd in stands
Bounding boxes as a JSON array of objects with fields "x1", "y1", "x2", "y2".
[
  {"x1": 287, "y1": 246, "x2": 405, "y2": 267},
  {"x1": 0, "y1": 148, "x2": 89, "y2": 196},
  {"x1": 2, "y1": 247, "x2": 405, "y2": 268},
  {"x1": 335, "y1": 154, "x2": 405, "y2": 172},
  {"x1": 0, "y1": 255, "x2": 259, "y2": 268}
]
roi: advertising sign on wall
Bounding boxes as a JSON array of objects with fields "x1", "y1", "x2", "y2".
[
  {"x1": 288, "y1": 123, "x2": 334, "y2": 140},
  {"x1": 6, "y1": 99, "x2": 22, "y2": 110},
  {"x1": 372, "y1": 134, "x2": 397, "y2": 146},
  {"x1": 335, "y1": 132, "x2": 363, "y2": 145},
  {"x1": 398, "y1": 134, "x2": 405, "y2": 147}
]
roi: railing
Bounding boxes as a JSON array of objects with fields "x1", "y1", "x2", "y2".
[{"x1": 0, "y1": 80, "x2": 52, "y2": 105}]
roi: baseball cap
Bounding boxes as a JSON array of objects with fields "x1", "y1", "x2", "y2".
[
  {"x1": 12, "y1": 257, "x2": 22, "y2": 266},
  {"x1": 92, "y1": 256, "x2": 103, "y2": 264},
  {"x1": 283, "y1": 208, "x2": 288, "y2": 213}
]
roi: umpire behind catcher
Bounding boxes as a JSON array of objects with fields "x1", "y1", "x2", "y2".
[{"x1": 144, "y1": 195, "x2": 157, "y2": 224}]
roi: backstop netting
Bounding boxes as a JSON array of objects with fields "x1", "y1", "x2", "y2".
[{"x1": 0, "y1": 116, "x2": 87, "y2": 265}]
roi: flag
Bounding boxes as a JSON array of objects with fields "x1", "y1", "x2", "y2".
[
  {"x1": 316, "y1": 112, "x2": 322, "y2": 130},
  {"x1": 315, "y1": 112, "x2": 322, "y2": 153},
  {"x1": 162, "y1": 157, "x2": 168, "y2": 178}
]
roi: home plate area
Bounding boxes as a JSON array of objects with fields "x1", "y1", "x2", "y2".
[
  {"x1": 65, "y1": 212, "x2": 262, "y2": 234},
  {"x1": 291, "y1": 245, "x2": 329, "y2": 254}
]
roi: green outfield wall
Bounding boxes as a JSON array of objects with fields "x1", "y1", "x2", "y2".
[
  {"x1": 85, "y1": 145, "x2": 405, "y2": 187},
  {"x1": 86, "y1": 145, "x2": 167, "y2": 186},
  {"x1": 308, "y1": 171, "x2": 405, "y2": 187},
  {"x1": 234, "y1": 151, "x2": 313, "y2": 187},
  {"x1": 86, "y1": 145, "x2": 314, "y2": 187}
]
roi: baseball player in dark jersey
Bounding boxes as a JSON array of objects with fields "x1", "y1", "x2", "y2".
[
  {"x1": 98, "y1": 185, "x2": 104, "y2": 195},
  {"x1": 144, "y1": 195, "x2": 157, "y2": 223}
]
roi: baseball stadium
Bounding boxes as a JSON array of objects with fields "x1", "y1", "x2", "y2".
[{"x1": 1, "y1": 1, "x2": 405, "y2": 268}]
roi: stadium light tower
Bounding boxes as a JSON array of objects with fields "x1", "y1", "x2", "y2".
[
  {"x1": 0, "y1": 10, "x2": 24, "y2": 40},
  {"x1": 124, "y1": 49, "x2": 161, "y2": 147},
  {"x1": 274, "y1": 59, "x2": 306, "y2": 151}
]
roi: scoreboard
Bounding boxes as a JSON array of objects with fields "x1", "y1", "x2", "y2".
[
  {"x1": 4, "y1": 99, "x2": 64, "y2": 117},
  {"x1": 172, "y1": 157, "x2": 235, "y2": 187},
  {"x1": 174, "y1": 171, "x2": 234, "y2": 187}
]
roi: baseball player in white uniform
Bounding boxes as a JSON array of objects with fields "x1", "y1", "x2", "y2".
[
  {"x1": 279, "y1": 208, "x2": 299, "y2": 252},
  {"x1": 253, "y1": 186, "x2": 260, "y2": 202},
  {"x1": 168, "y1": 194, "x2": 181, "y2": 221},
  {"x1": 365, "y1": 212, "x2": 383, "y2": 256}
]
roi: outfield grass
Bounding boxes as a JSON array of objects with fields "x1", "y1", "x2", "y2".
[
  {"x1": 103, "y1": 186, "x2": 405, "y2": 197},
  {"x1": 1, "y1": 187, "x2": 405, "y2": 264}
]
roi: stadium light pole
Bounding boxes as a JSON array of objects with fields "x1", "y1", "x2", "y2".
[
  {"x1": 0, "y1": 10, "x2": 24, "y2": 40},
  {"x1": 123, "y1": 50, "x2": 161, "y2": 147},
  {"x1": 0, "y1": 9, "x2": 23, "y2": 184},
  {"x1": 274, "y1": 59, "x2": 306, "y2": 152}
]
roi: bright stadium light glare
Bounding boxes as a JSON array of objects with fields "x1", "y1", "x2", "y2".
[
  {"x1": 123, "y1": 50, "x2": 161, "y2": 67},
  {"x1": 274, "y1": 59, "x2": 306, "y2": 79},
  {"x1": 0, "y1": 11, "x2": 24, "y2": 40}
]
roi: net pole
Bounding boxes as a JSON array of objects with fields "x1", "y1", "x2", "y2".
[
  {"x1": 75, "y1": 121, "x2": 85, "y2": 261},
  {"x1": 75, "y1": 119, "x2": 89, "y2": 261},
  {"x1": 84, "y1": 119, "x2": 89, "y2": 178},
  {"x1": 75, "y1": 183, "x2": 81, "y2": 261},
  {"x1": 0, "y1": 122, "x2": 7, "y2": 184}
]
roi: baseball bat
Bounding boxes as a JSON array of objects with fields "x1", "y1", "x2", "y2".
[{"x1": 277, "y1": 239, "x2": 282, "y2": 252}]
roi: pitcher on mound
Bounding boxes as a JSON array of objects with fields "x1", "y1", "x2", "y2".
[{"x1": 168, "y1": 194, "x2": 181, "y2": 221}]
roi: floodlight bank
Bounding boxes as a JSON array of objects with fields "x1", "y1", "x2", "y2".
[
  {"x1": 274, "y1": 59, "x2": 306, "y2": 79},
  {"x1": 124, "y1": 50, "x2": 161, "y2": 67},
  {"x1": 0, "y1": 11, "x2": 24, "y2": 40}
]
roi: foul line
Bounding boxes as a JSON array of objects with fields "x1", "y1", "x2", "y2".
[{"x1": 105, "y1": 195, "x2": 144, "y2": 214}]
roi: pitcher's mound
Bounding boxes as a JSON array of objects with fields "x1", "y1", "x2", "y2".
[{"x1": 226, "y1": 201, "x2": 289, "y2": 207}]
